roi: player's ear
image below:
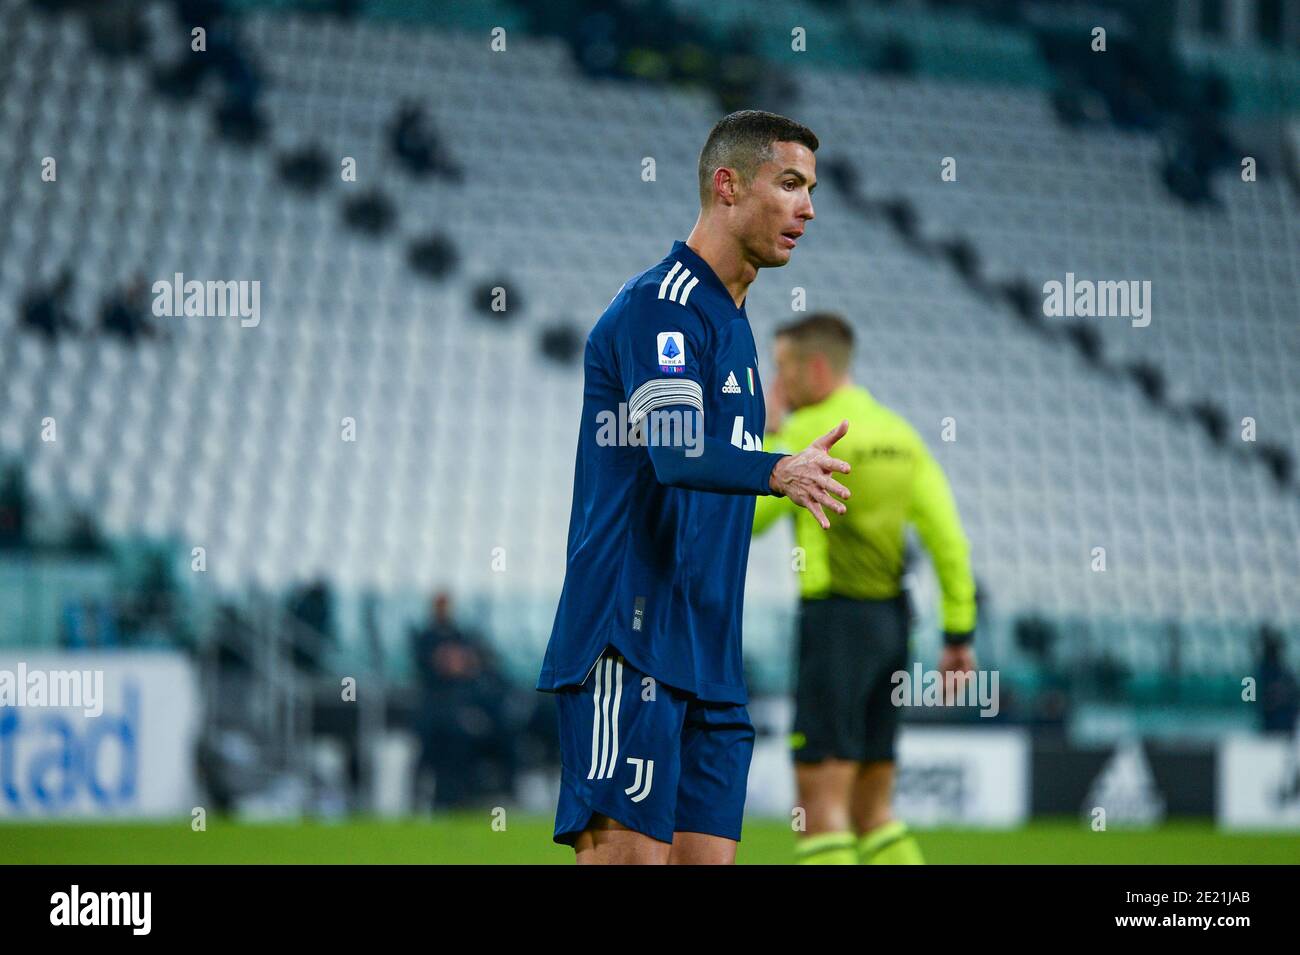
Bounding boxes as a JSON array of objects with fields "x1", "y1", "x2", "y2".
[{"x1": 716, "y1": 166, "x2": 738, "y2": 205}]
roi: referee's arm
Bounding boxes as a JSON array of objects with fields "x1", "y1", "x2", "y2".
[{"x1": 908, "y1": 445, "x2": 977, "y2": 644}]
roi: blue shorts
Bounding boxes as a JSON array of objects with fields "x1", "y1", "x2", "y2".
[{"x1": 551, "y1": 648, "x2": 755, "y2": 846}]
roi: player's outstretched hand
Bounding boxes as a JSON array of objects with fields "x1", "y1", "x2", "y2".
[{"x1": 768, "y1": 419, "x2": 852, "y2": 530}]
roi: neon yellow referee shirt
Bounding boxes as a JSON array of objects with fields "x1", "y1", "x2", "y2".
[{"x1": 753, "y1": 384, "x2": 977, "y2": 635}]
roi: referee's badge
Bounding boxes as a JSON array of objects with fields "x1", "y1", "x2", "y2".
[{"x1": 746, "y1": 367, "x2": 755, "y2": 395}]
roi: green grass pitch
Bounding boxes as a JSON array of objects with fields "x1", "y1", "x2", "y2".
[{"x1": 2, "y1": 817, "x2": 1297, "y2": 864}]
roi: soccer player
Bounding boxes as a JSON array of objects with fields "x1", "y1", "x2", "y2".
[
  {"x1": 537, "y1": 111, "x2": 852, "y2": 865},
  {"x1": 753, "y1": 313, "x2": 978, "y2": 865}
]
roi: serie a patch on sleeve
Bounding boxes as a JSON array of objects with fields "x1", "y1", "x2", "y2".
[{"x1": 657, "y1": 331, "x2": 685, "y2": 373}]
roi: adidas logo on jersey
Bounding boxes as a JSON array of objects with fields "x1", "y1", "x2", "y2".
[
  {"x1": 722, "y1": 371, "x2": 742, "y2": 394},
  {"x1": 657, "y1": 261, "x2": 700, "y2": 306}
]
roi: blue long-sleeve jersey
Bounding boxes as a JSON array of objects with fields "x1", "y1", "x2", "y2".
[{"x1": 537, "y1": 240, "x2": 787, "y2": 703}]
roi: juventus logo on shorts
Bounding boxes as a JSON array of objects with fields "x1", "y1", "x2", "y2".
[{"x1": 624, "y1": 757, "x2": 655, "y2": 803}]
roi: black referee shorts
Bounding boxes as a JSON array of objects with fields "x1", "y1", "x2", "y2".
[{"x1": 791, "y1": 593, "x2": 910, "y2": 765}]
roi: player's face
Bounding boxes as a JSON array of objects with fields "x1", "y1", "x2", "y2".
[{"x1": 738, "y1": 141, "x2": 816, "y2": 268}]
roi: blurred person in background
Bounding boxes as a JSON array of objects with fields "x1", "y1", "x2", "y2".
[
  {"x1": 409, "y1": 593, "x2": 515, "y2": 809},
  {"x1": 122, "y1": 548, "x2": 191, "y2": 650},
  {"x1": 0, "y1": 463, "x2": 31, "y2": 550},
  {"x1": 287, "y1": 578, "x2": 335, "y2": 673},
  {"x1": 753, "y1": 312, "x2": 977, "y2": 864},
  {"x1": 1258, "y1": 625, "x2": 1299, "y2": 736},
  {"x1": 411, "y1": 592, "x2": 464, "y2": 654}
]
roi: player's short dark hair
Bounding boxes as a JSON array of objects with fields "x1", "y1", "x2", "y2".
[
  {"x1": 774, "y1": 312, "x2": 854, "y2": 373},
  {"x1": 698, "y1": 110, "x2": 819, "y2": 206}
]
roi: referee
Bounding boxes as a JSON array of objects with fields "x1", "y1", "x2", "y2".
[{"x1": 753, "y1": 312, "x2": 977, "y2": 865}]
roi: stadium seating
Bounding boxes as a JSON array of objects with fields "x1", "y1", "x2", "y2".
[{"x1": 0, "y1": 0, "x2": 1295, "y2": 686}]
